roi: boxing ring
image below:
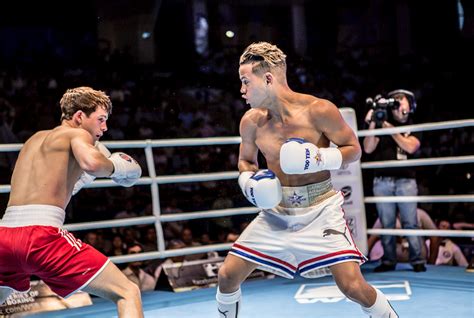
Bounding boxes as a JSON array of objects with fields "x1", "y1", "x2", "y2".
[{"x1": 2, "y1": 115, "x2": 474, "y2": 317}]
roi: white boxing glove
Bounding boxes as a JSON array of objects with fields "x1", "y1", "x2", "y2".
[
  {"x1": 72, "y1": 172, "x2": 95, "y2": 195},
  {"x1": 72, "y1": 141, "x2": 112, "y2": 195},
  {"x1": 280, "y1": 138, "x2": 342, "y2": 174},
  {"x1": 238, "y1": 169, "x2": 282, "y2": 209},
  {"x1": 109, "y1": 152, "x2": 142, "y2": 187}
]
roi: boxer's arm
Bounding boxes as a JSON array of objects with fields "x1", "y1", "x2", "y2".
[
  {"x1": 72, "y1": 141, "x2": 113, "y2": 195},
  {"x1": 70, "y1": 130, "x2": 114, "y2": 177},
  {"x1": 238, "y1": 111, "x2": 259, "y2": 173},
  {"x1": 312, "y1": 99, "x2": 361, "y2": 165},
  {"x1": 237, "y1": 111, "x2": 282, "y2": 208}
]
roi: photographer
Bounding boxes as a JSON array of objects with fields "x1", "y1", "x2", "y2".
[{"x1": 363, "y1": 89, "x2": 426, "y2": 272}]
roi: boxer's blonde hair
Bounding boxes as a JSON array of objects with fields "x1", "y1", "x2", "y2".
[
  {"x1": 240, "y1": 42, "x2": 287, "y2": 77},
  {"x1": 60, "y1": 86, "x2": 112, "y2": 121}
]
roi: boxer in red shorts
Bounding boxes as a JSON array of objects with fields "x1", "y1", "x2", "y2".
[{"x1": 0, "y1": 87, "x2": 144, "y2": 317}]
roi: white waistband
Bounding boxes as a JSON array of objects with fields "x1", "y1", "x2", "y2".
[
  {"x1": 0, "y1": 205, "x2": 65, "y2": 228},
  {"x1": 280, "y1": 179, "x2": 334, "y2": 208}
]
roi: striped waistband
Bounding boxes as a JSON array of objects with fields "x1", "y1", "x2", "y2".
[{"x1": 0, "y1": 205, "x2": 65, "y2": 228}]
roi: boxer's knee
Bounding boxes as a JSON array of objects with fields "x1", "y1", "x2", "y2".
[
  {"x1": 218, "y1": 264, "x2": 241, "y2": 293},
  {"x1": 338, "y1": 278, "x2": 366, "y2": 301},
  {"x1": 112, "y1": 279, "x2": 141, "y2": 304},
  {"x1": 124, "y1": 281, "x2": 141, "y2": 301}
]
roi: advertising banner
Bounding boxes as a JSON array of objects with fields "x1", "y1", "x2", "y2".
[{"x1": 331, "y1": 108, "x2": 368, "y2": 254}]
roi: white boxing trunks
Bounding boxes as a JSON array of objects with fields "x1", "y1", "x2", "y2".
[{"x1": 229, "y1": 180, "x2": 367, "y2": 279}]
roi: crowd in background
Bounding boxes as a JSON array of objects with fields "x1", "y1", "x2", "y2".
[{"x1": 0, "y1": 42, "x2": 472, "y2": 289}]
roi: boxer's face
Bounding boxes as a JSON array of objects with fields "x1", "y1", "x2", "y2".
[
  {"x1": 81, "y1": 107, "x2": 109, "y2": 141},
  {"x1": 239, "y1": 63, "x2": 269, "y2": 109}
]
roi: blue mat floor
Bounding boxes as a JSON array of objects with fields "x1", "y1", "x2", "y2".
[{"x1": 29, "y1": 263, "x2": 474, "y2": 318}]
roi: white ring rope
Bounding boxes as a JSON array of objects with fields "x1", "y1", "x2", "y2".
[
  {"x1": 0, "y1": 118, "x2": 472, "y2": 263},
  {"x1": 3, "y1": 119, "x2": 471, "y2": 151},
  {"x1": 357, "y1": 119, "x2": 474, "y2": 137},
  {"x1": 361, "y1": 156, "x2": 474, "y2": 169},
  {"x1": 63, "y1": 207, "x2": 259, "y2": 232},
  {"x1": 367, "y1": 229, "x2": 474, "y2": 238},
  {"x1": 110, "y1": 243, "x2": 233, "y2": 264},
  {"x1": 64, "y1": 216, "x2": 156, "y2": 232},
  {"x1": 0, "y1": 172, "x2": 239, "y2": 193},
  {"x1": 102, "y1": 137, "x2": 242, "y2": 149},
  {"x1": 364, "y1": 195, "x2": 474, "y2": 203}
]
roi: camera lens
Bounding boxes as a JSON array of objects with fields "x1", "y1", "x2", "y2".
[{"x1": 374, "y1": 111, "x2": 385, "y2": 119}]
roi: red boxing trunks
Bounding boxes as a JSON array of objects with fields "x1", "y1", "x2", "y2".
[{"x1": 0, "y1": 205, "x2": 109, "y2": 298}]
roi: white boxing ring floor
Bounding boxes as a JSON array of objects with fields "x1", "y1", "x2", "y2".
[{"x1": 28, "y1": 262, "x2": 474, "y2": 318}]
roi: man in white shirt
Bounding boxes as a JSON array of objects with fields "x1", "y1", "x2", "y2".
[{"x1": 122, "y1": 243, "x2": 156, "y2": 292}]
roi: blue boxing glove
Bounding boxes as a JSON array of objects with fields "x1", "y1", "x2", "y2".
[
  {"x1": 280, "y1": 138, "x2": 342, "y2": 174},
  {"x1": 238, "y1": 169, "x2": 282, "y2": 209},
  {"x1": 109, "y1": 152, "x2": 142, "y2": 187}
]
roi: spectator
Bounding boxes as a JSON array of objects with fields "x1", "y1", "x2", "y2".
[
  {"x1": 143, "y1": 227, "x2": 158, "y2": 252},
  {"x1": 153, "y1": 239, "x2": 187, "y2": 282},
  {"x1": 110, "y1": 234, "x2": 127, "y2": 256},
  {"x1": 83, "y1": 231, "x2": 106, "y2": 254},
  {"x1": 427, "y1": 219, "x2": 468, "y2": 267},
  {"x1": 180, "y1": 227, "x2": 206, "y2": 261},
  {"x1": 122, "y1": 243, "x2": 156, "y2": 292},
  {"x1": 368, "y1": 208, "x2": 439, "y2": 264},
  {"x1": 363, "y1": 89, "x2": 425, "y2": 272}
]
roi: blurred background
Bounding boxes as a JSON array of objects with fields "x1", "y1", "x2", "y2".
[{"x1": 0, "y1": 0, "x2": 472, "y2": 264}]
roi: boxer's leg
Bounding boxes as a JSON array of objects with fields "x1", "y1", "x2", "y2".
[
  {"x1": 331, "y1": 262, "x2": 398, "y2": 318},
  {"x1": 82, "y1": 262, "x2": 143, "y2": 318},
  {"x1": 217, "y1": 254, "x2": 258, "y2": 318}
]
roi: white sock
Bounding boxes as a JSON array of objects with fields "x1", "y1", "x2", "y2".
[
  {"x1": 216, "y1": 288, "x2": 241, "y2": 318},
  {"x1": 361, "y1": 288, "x2": 398, "y2": 318}
]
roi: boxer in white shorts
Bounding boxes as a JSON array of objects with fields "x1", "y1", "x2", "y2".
[
  {"x1": 230, "y1": 182, "x2": 366, "y2": 280},
  {"x1": 216, "y1": 42, "x2": 398, "y2": 318}
]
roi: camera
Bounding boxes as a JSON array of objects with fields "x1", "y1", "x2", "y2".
[{"x1": 366, "y1": 95, "x2": 400, "y2": 127}]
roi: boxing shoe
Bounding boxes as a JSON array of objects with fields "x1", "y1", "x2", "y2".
[
  {"x1": 412, "y1": 263, "x2": 427, "y2": 272},
  {"x1": 374, "y1": 263, "x2": 396, "y2": 273}
]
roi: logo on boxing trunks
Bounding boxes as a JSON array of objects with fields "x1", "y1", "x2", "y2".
[
  {"x1": 304, "y1": 148, "x2": 310, "y2": 170},
  {"x1": 58, "y1": 228, "x2": 83, "y2": 251},
  {"x1": 323, "y1": 228, "x2": 351, "y2": 245},
  {"x1": 82, "y1": 268, "x2": 92, "y2": 276},
  {"x1": 340, "y1": 186, "x2": 352, "y2": 200},
  {"x1": 288, "y1": 191, "x2": 306, "y2": 207},
  {"x1": 119, "y1": 153, "x2": 134, "y2": 163}
]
